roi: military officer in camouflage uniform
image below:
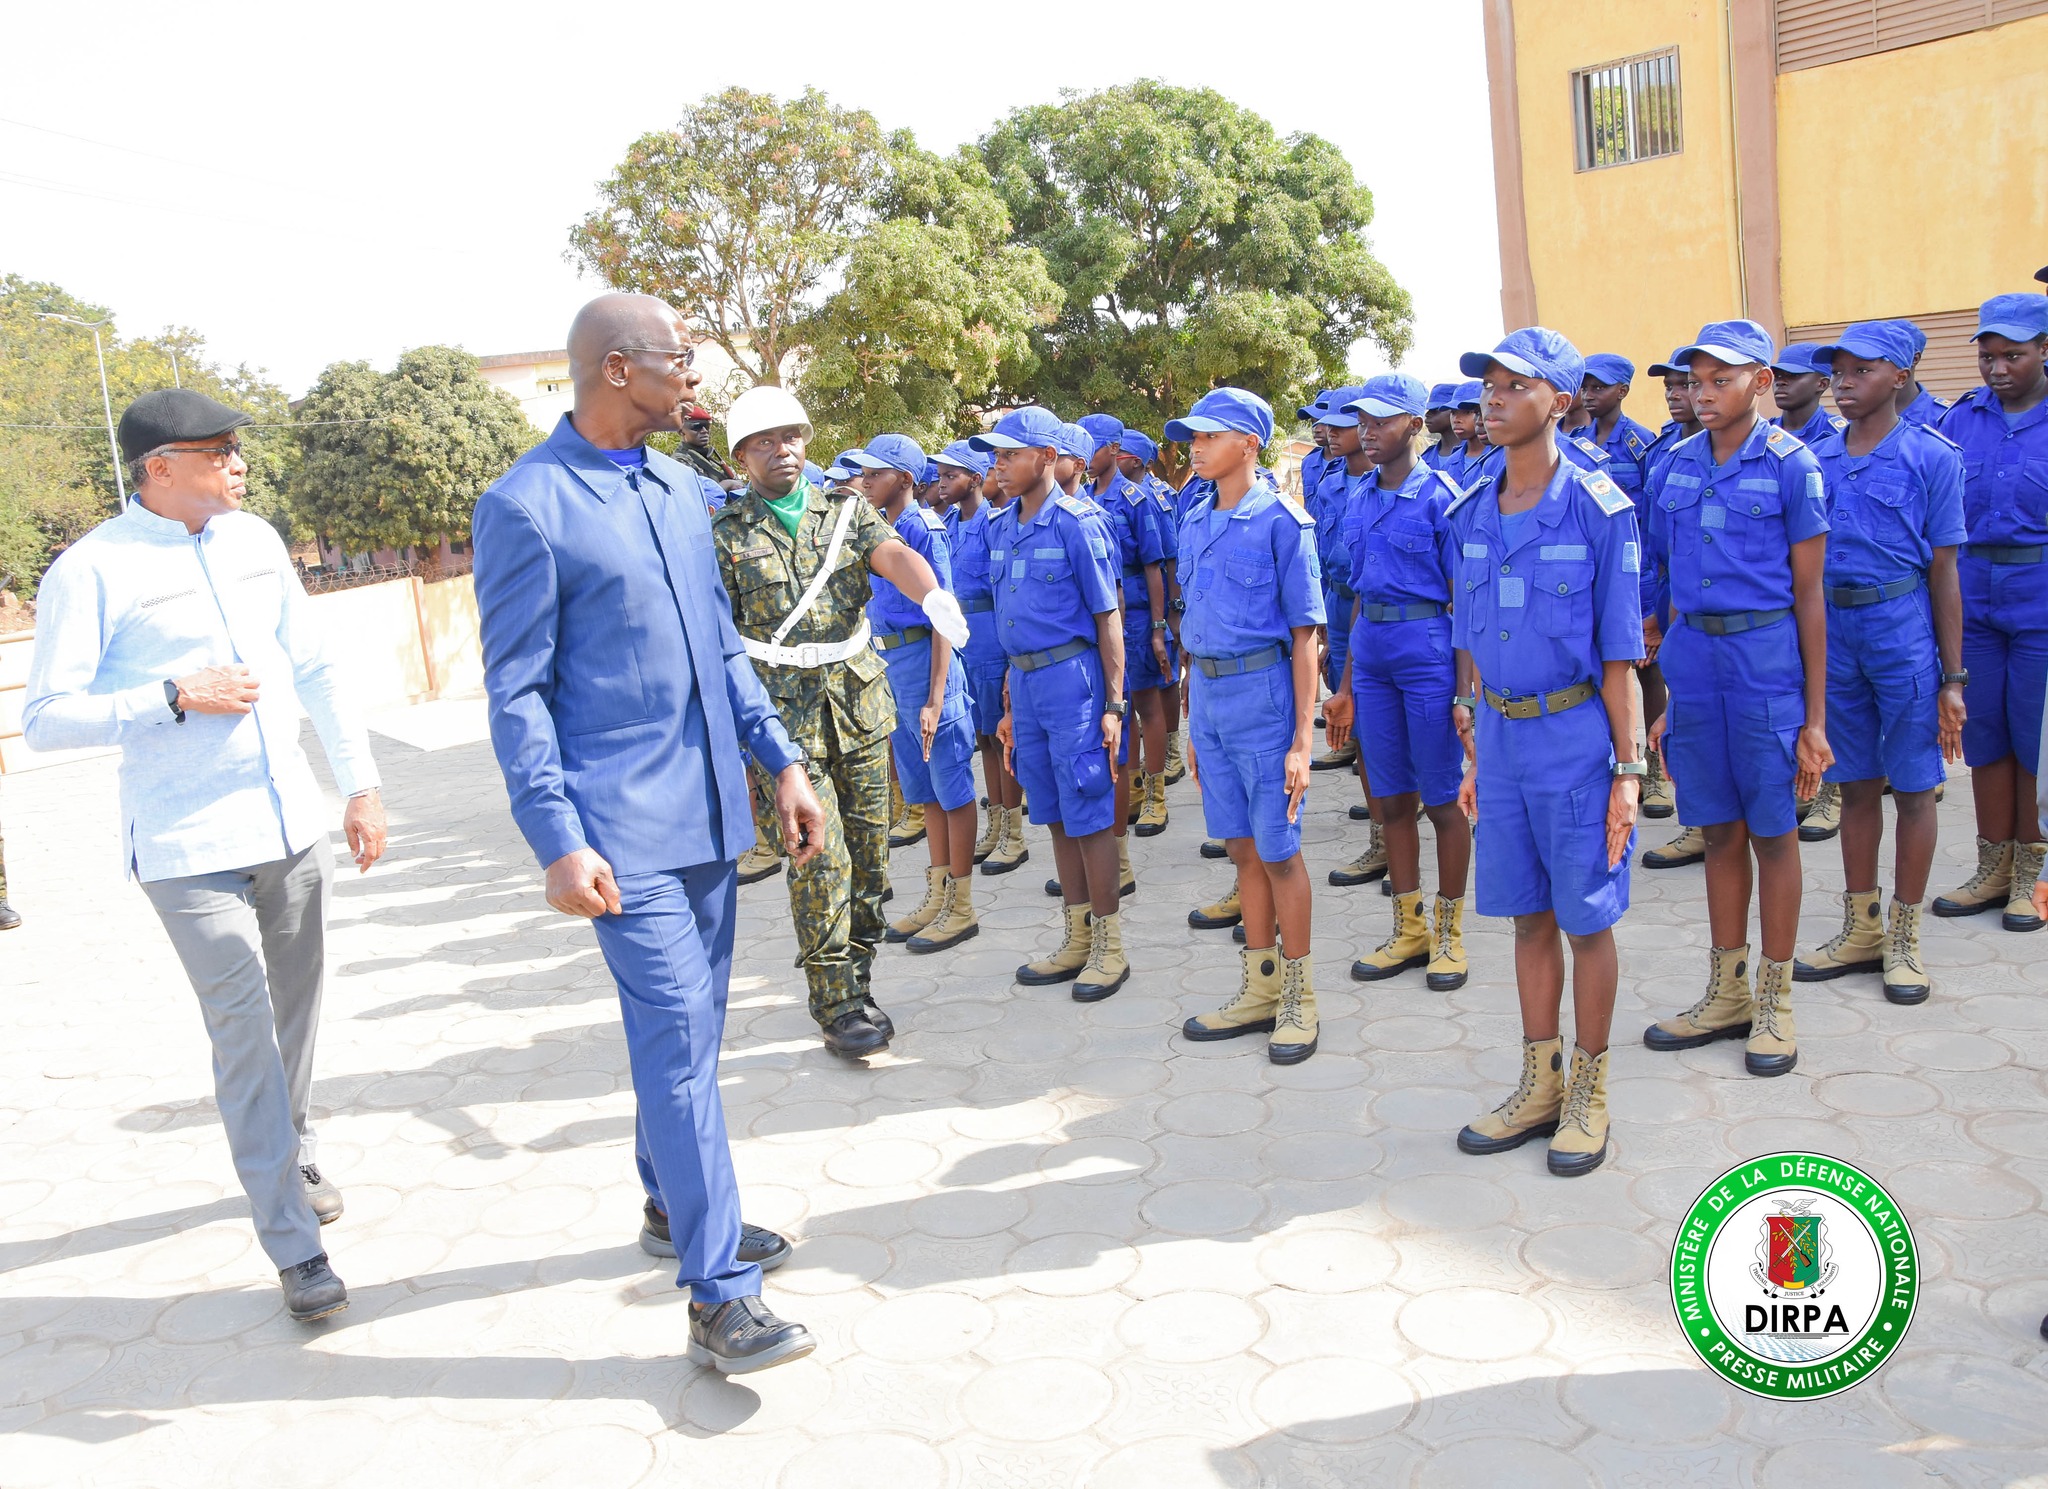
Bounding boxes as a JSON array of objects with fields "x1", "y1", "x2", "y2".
[{"x1": 712, "y1": 387, "x2": 968, "y2": 1058}]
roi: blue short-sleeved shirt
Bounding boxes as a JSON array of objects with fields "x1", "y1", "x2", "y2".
[
  {"x1": 1299, "y1": 448, "x2": 1328, "y2": 498},
  {"x1": 1647, "y1": 420, "x2": 1830, "y2": 616},
  {"x1": 1778, "y1": 407, "x2": 1847, "y2": 449},
  {"x1": 1811, "y1": 420, "x2": 1967, "y2": 587},
  {"x1": 1901, "y1": 386, "x2": 1950, "y2": 430},
  {"x1": 1450, "y1": 461, "x2": 1646, "y2": 695},
  {"x1": 1588, "y1": 413, "x2": 1658, "y2": 498},
  {"x1": 1557, "y1": 429, "x2": 1614, "y2": 474},
  {"x1": 1461, "y1": 443, "x2": 1505, "y2": 493},
  {"x1": 869, "y1": 504, "x2": 954, "y2": 633},
  {"x1": 1309, "y1": 462, "x2": 1359, "y2": 597},
  {"x1": 988, "y1": 492, "x2": 1122, "y2": 657},
  {"x1": 1176, "y1": 485, "x2": 1325, "y2": 658},
  {"x1": 1344, "y1": 463, "x2": 1462, "y2": 608},
  {"x1": 949, "y1": 504, "x2": 996, "y2": 609},
  {"x1": 1939, "y1": 386, "x2": 2048, "y2": 548},
  {"x1": 1143, "y1": 474, "x2": 1180, "y2": 562},
  {"x1": 1087, "y1": 470, "x2": 1167, "y2": 608}
]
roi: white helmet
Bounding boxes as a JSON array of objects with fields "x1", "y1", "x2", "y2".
[{"x1": 724, "y1": 385, "x2": 812, "y2": 451}]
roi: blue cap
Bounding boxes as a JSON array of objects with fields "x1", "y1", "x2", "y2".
[
  {"x1": 1974, "y1": 293, "x2": 2048, "y2": 342},
  {"x1": 1426, "y1": 382, "x2": 1460, "y2": 411},
  {"x1": 1076, "y1": 413, "x2": 1125, "y2": 448},
  {"x1": 848, "y1": 432, "x2": 929, "y2": 479},
  {"x1": 825, "y1": 448, "x2": 864, "y2": 482},
  {"x1": 1297, "y1": 388, "x2": 1336, "y2": 420},
  {"x1": 1315, "y1": 384, "x2": 1371, "y2": 428},
  {"x1": 1769, "y1": 342, "x2": 1826, "y2": 377},
  {"x1": 1453, "y1": 379, "x2": 1483, "y2": 408},
  {"x1": 1582, "y1": 353, "x2": 1636, "y2": 386},
  {"x1": 921, "y1": 459, "x2": 938, "y2": 485},
  {"x1": 1672, "y1": 319, "x2": 1776, "y2": 370},
  {"x1": 970, "y1": 405, "x2": 1064, "y2": 453},
  {"x1": 933, "y1": 439, "x2": 991, "y2": 477},
  {"x1": 1889, "y1": 319, "x2": 1929, "y2": 361},
  {"x1": 1119, "y1": 430, "x2": 1159, "y2": 464},
  {"x1": 1459, "y1": 326, "x2": 1586, "y2": 393},
  {"x1": 802, "y1": 461, "x2": 827, "y2": 487},
  {"x1": 1053, "y1": 422, "x2": 1097, "y2": 461},
  {"x1": 1344, "y1": 373, "x2": 1429, "y2": 419},
  {"x1": 1165, "y1": 387, "x2": 1275, "y2": 446},
  {"x1": 1813, "y1": 320, "x2": 1918, "y2": 369},
  {"x1": 1647, "y1": 348, "x2": 1694, "y2": 377}
]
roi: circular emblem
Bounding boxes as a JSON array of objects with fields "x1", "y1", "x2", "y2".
[{"x1": 1670, "y1": 1152, "x2": 1918, "y2": 1401}]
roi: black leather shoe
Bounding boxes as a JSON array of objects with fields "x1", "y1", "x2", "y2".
[
  {"x1": 820, "y1": 1009, "x2": 889, "y2": 1058},
  {"x1": 300, "y1": 1164, "x2": 343, "y2": 1224},
  {"x1": 862, "y1": 999, "x2": 896, "y2": 1042},
  {"x1": 0, "y1": 899, "x2": 19, "y2": 931},
  {"x1": 687, "y1": 1295, "x2": 817, "y2": 1375},
  {"x1": 640, "y1": 1202, "x2": 792, "y2": 1272},
  {"x1": 1199, "y1": 839, "x2": 1228, "y2": 860},
  {"x1": 1044, "y1": 876, "x2": 1062, "y2": 896},
  {"x1": 279, "y1": 1252, "x2": 348, "y2": 1322},
  {"x1": 1349, "y1": 803, "x2": 1372, "y2": 821}
]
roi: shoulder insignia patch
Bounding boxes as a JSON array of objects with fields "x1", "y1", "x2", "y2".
[
  {"x1": 1828, "y1": 414, "x2": 1847, "y2": 432},
  {"x1": 1444, "y1": 480, "x2": 1484, "y2": 518},
  {"x1": 917, "y1": 507, "x2": 946, "y2": 532},
  {"x1": 1764, "y1": 425, "x2": 1800, "y2": 457},
  {"x1": 1919, "y1": 424, "x2": 1963, "y2": 453},
  {"x1": 1428, "y1": 469, "x2": 1466, "y2": 502},
  {"x1": 1624, "y1": 429, "x2": 1649, "y2": 459},
  {"x1": 1582, "y1": 472, "x2": 1633, "y2": 517},
  {"x1": 1054, "y1": 493, "x2": 1094, "y2": 520},
  {"x1": 1276, "y1": 494, "x2": 1315, "y2": 527}
]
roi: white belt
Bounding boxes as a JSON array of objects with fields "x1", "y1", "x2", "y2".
[{"x1": 742, "y1": 618, "x2": 871, "y2": 669}]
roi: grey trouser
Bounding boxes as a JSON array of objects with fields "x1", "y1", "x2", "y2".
[{"x1": 142, "y1": 842, "x2": 331, "y2": 1268}]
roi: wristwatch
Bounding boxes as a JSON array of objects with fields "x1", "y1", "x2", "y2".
[
  {"x1": 1105, "y1": 698, "x2": 1128, "y2": 718},
  {"x1": 1151, "y1": 620, "x2": 1169, "y2": 633},
  {"x1": 1452, "y1": 693, "x2": 1477, "y2": 711},
  {"x1": 1612, "y1": 759, "x2": 1648, "y2": 778},
  {"x1": 1941, "y1": 669, "x2": 1969, "y2": 687},
  {"x1": 163, "y1": 678, "x2": 186, "y2": 724}
]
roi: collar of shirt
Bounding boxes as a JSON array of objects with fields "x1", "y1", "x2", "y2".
[
  {"x1": 547, "y1": 413, "x2": 677, "y2": 503},
  {"x1": 1826, "y1": 416, "x2": 1911, "y2": 475},
  {"x1": 1686, "y1": 416, "x2": 1773, "y2": 482},
  {"x1": 1953, "y1": 384, "x2": 2048, "y2": 436},
  {"x1": 1473, "y1": 458, "x2": 1578, "y2": 559}
]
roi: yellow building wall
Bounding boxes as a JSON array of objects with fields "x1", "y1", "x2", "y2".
[
  {"x1": 1776, "y1": 15, "x2": 2048, "y2": 328},
  {"x1": 1514, "y1": 0, "x2": 1742, "y2": 428}
]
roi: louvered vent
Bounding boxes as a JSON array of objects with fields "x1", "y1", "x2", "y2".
[{"x1": 1777, "y1": 0, "x2": 2048, "y2": 70}]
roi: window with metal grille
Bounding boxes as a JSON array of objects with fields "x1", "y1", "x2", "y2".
[{"x1": 1572, "y1": 49, "x2": 1683, "y2": 171}]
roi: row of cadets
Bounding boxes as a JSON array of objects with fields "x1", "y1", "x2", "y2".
[
  {"x1": 1118, "y1": 429, "x2": 1191, "y2": 793},
  {"x1": 934, "y1": 439, "x2": 1032, "y2": 877},
  {"x1": 1788, "y1": 320, "x2": 1967, "y2": 1004},
  {"x1": 1172, "y1": 390, "x2": 1329, "y2": 1063},
  {"x1": 1453, "y1": 381, "x2": 1501, "y2": 491},
  {"x1": 1896, "y1": 320, "x2": 1951, "y2": 428},
  {"x1": 1640, "y1": 319, "x2": 1833, "y2": 1080},
  {"x1": 1305, "y1": 389, "x2": 1365, "y2": 780},
  {"x1": 1935, "y1": 292, "x2": 2048, "y2": 932},
  {"x1": 850, "y1": 435, "x2": 983, "y2": 954},
  {"x1": 975, "y1": 407, "x2": 1134, "y2": 1001},
  {"x1": 1319, "y1": 375, "x2": 1474, "y2": 993},
  {"x1": 1445, "y1": 328, "x2": 1646, "y2": 1177},
  {"x1": 1421, "y1": 385, "x2": 1463, "y2": 472}
]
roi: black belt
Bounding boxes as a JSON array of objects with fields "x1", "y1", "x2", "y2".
[
  {"x1": 960, "y1": 597, "x2": 994, "y2": 614},
  {"x1": 1967, "y1": 543, "x2": 2045, "y2": 564},
  {"x1": 1011, "y1": 638, "x2": 1090, "y2": 672},
  {"x1": 1360, "y1": 601, "x2": 1445, "y2": 623},
  {"x1": 1330, "y1": 580, "x2": 1358, "y2": 601},
  {"x1": 1190, "y1": 645, "x2": 1285, "y2": 679},
  {"x1": 1684, "y1": 607, "x2": 1790, "y2": 636},
  {"x1": 1826, "y1": 575, "x2": 1922, "y2": 608},
  {"x1": 1482, "y1": 679, "x2": 1597, "y2": 719},
  {"x1": 874, "y1": 625, "x2": 931, "y2": 651}
]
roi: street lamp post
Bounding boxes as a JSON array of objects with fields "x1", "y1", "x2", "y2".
[{"x1": 37, "y1": 313, "x2": 126, "y2": 506}]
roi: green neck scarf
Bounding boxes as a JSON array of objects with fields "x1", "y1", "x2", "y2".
[{"x1": 759, "y1": 476, "x2": 811, "y2": 538}]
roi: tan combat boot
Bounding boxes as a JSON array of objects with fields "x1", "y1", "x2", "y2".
[
  {"x1": 1644, "y1": 945, "x2": 1752, "y2": 1051},
  {"x1": 1163, "y1": 730, "x2": 1187, "y2": 786},
  {"x1": 1642, "y1": 824, "x2": 1706, "y2": 869},
  {"x1": 1269, "y1": 953, "x2": 1318, "y2": 1064},
  {"x1": 1312, "y1": 738, "x2": 1358, "y2": 771},
  {"x1": 1117, "y1": 834, "x2": 1137, "y2": 898},
  {"x1": 1126, "y1": 772, "x2": 1147, "y2": 826},
  {"x1": 909, "y1": 874, "x2": 979, "y2": 954},
  {"x1": 1352, "y1": 890, "x2": 1429, "y2": 982},
  {"x1": 1458, "y1": 1036, "x2": 1565, "y2": 1154},
  {"x1": 1641, "y1": 750, "x2": 1675, "y2": 819},
  {"x1": 1547, "y1": 1045, "x2": 1611, "y2": 1177},
  {"x1": 982, "y1": 807, "x2": 1030, "y2": 875},
  {"x1": 1882, "y1": 898, "x2": 1930, "y2": 1005},
  {"x1": 1188, "y1": 882, "x2": 1243, "y2": 930},
  {"x1": 973, "y1": 806, "x2": 1002, "y2": 865},
  {"x1": 886, "y1": 864, "x2": 950, "y2": 942},
  {"x1": 1746, "y1": 957, "x2": 1798, "y2": 1076},
  {"x1": 2005, "y1": 842, "x2": 2047, "y2": 933},
  {"x1": 1072, "y1": 910, "x2": 1129, "y2": 1002},
  {"x1": 1933, "y1": 837, "x2": 2013, "y2": 918},
  {"x1": 889, "y1": 799, "x2": 926, "y2": 848},
  {"x1": 1018, "y1": 904, "x2": 1091, "y2": 986},
  {"x1": 1798, "y1": 781, "x2": 1842, "y2": 842},
  {"x1": 1793, "y1": 889, "x2": 1884, "y2": 982},
  {"x1": 1135, "y1": 771, "x2": 1169, "y2": 837},
  {"x1": 1426, "y1": 895, "x2": 1468, "y2": 991},
  {"x1": 1329, "y1": 820, "x2": 1389, "y2": 886},
  {"x1": 736, "y1": 819, "x2": 783, "y2": 885},
  {"x1": 1181, "y1": 945, "x2": 1281, "y2": 1041}
]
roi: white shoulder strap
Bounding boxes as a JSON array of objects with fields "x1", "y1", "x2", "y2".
[{"x1": 770, "y1": 492, "x2": 862, "y2": 647}]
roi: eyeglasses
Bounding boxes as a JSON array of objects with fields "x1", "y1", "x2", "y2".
[
  {"x1": 613, "y1": 344, "x2": 697, "y2": 373},
  {"x1": 149, "y1": 440, "x2": 245, "y2": 467}
]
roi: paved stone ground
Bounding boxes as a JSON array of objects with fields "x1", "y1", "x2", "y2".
[{"x1": 1, "y1": 703, "x2": 2044, "y2": 1488}]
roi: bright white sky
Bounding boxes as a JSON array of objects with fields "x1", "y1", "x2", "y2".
[{"x1": 2, "y1": 0, "x2": 1504, "y2": 404}]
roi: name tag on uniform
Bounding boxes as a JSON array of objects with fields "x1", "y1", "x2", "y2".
[
  {"x1": 1463, "y1": 542, "x2": 1488, "y2": 557},
  {"x1": 734, "y1": 543, "x2": 774, "y2": 561},
  {"x1": 1701, "y1": 504, "x2": 1726, "y2": 529},
  {"x1": 1807, "y1": 472, "x2": 1825, "y2": 506},
  {"x1": 1031, "y1": 546, "x2": 1063, "y2": 558},
  {"x1": 1624, "y1": 541, "x2": 1641, "y2": 573},
  {"x1": 1666, "y1": 474, "x2": 1702, "y2": 490},
  {"x1": 1539, "y1": 545, "x2": 1587, "y2": 561},
  {"x1": 1499, "y1": 577, "x2": 1526, "y2": 608},
  {"x1": 1010, "y1": 561, "x2": 1026, "y2": 580},
  {"x1": 1737, "y1": 478, "x2": 1777, "y2": 492}
]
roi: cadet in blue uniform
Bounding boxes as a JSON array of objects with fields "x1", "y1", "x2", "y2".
[
  {"x1": 1454, "y1": 380, "x2": 1499, "y2": 491},
  {"x1": 1119, "y1": 428, "x2": 1190, "y2": 788},
  {"x1": 1172, "y1": 389, "x2": 1328, "y2": 1063},
  {"x1": 1421, "y1": 384, "x2": 1462, "y2": 471},
  {"x1": 1786, "y1": 321, "x2": 1967, "y2": 1004},
  {"x1": 1636, "y1": 351, "x2": 1707, "y2": 857},
  {"x1": 1309, "y1": 391, "x2": 1367, "y2": 774},
  {"x1": 1578, "y1": 355, "x2": 1657, "y2": 502},
  {"x1": 1445, "y1": 329, "x2": 1646, "y2": 1178},
  {"x1": 1935, "y1": 293, "x2": 2048, "y2": 931},
  {"x1": 1297, "y1": 390, "x2": 1337, "y2": 498},
  {"x1": 852, "y1": 434, "x2": 982, "y2": 953},
  {"x1": 976, "y1": 407, "x2": 1132, "y2": 998},
  {"x1": 1641, "y1": 320, "x2": 1833, "y2": 1079},
  {"x1": 1770, "y1": 344, "x2": 1848, "y2": 448},
  {"x1": 1890, "y1": 320, "x2": 1951, "y2": 429},
  {"x1": 1319, "y1": 374, "x2": 1473, "y2": 992}
]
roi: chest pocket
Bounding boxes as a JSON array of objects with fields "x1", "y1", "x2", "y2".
[
  {"x1": 1532, "y1": 560, "x2": 1595, "y2": 638},
  {"x1": 1660, "y1": 476, "x2": 1704, "y2": 557},
  {"x1": 1030, "y1": 545, "x2": 1073, "y2": 584},
  {"x1": 2022, "y1": 459, "x2": 2048, "y2": 522},
  {"x1": 1732, "y1": 480, "x2": 1786, "y2": 561},
  {"x1": 1220, "y1": 550, "x2": 1275, "y2": 626},
  {"x1": 732, "y1": 546, "x2": 791, "y2": 594},
  {"x1": 1857, "y1": 477, "x2": 1915, "y2": 538},
  {"x1": 1387, "y1": 520, "x2": 1436, "y2": 559}
]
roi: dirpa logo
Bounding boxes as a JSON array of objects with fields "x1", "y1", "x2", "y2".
[{"x1": 1745, "y1": 1192, "x2": 1847, "y2": 1360}]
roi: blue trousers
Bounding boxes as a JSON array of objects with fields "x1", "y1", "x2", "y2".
[{"x1": 604, "y1": 861, "x2": 759, "y2": 1305}]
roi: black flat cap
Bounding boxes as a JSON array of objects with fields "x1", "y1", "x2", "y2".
[{"x1": 117, "y1": 388, "x2": 254, "y2": 464}]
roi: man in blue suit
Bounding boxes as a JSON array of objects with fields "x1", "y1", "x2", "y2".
[{"x1": 473, "y1": 293, "x2": 827, "y2": 1375}]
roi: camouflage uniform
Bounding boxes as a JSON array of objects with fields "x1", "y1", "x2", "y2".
[{"x1": 713, "y1": 483, "x2": 897, "y2": 1025}]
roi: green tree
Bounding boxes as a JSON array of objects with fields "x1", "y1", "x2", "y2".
[
  {"x1": 978, "y1": 81, "x2": 1413, "y2": 433},
  {"x1": 290, "y1": 346, "x2": 536, "y2": 562}
]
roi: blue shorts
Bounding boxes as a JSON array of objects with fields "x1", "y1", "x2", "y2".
[
  {"x1": 1190, "y1": 657, "x2": 1302, "y2": 863},
  {"x1": 1323, "y1": 587, "x2": 1352, "y2": 688},
  {"x1": 880, "y1": 638, "x2": 977, "y2": 810},
  {"x1": 964, "y1": 658, "x2": 1007, "y2": 737},
  {"x1": 1824, "y1": 591, "x2": 1943, "y2": 792},
  {"x1": 1009, "y1": 650, "x2": 1117, "y2": 836},
  {"x1": 1125, "y1": 609, "x2": 1174, "y2": 693},
  {"x1": 1660, "y1": 618, "x2": 1804, "y2": 838},
  {"x1": 1960, "y1": 554, "x2": 2048, "y2": 771},
  {"x1": 1473, "y1": 703, "x2": 1631, "y2": 935},
  {"x1": 1350, "y1": 613, "x2": 1462, "y2": 806}
]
